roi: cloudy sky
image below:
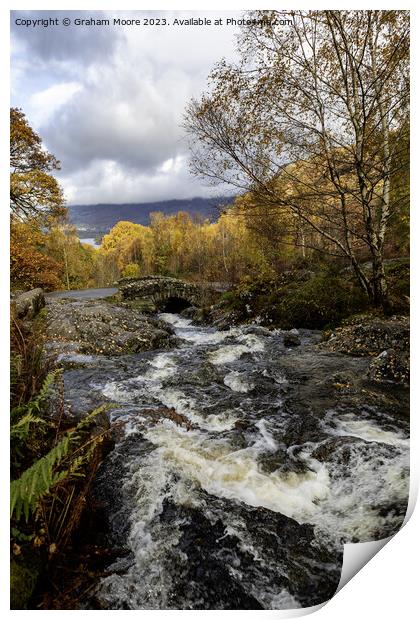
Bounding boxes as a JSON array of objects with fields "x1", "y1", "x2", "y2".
[{"x1": 11, "y1": 10, "x2": 241, "y2": 205}]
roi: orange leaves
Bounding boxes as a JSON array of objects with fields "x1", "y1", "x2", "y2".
[{"x1": 11, "y1": 236, "x2": 62, "y2": 292}]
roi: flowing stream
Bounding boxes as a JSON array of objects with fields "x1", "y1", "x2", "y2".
[{"x1": 63, "y1": 313, "x2": 409, "y2": 610}]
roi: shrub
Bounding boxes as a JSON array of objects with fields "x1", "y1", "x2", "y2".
[
  {"x1": 222, "y1": 267, "x2": 369, "y2": 329},
  {"x1": 275, "y1": 270, "x2": 368, "y2": 329},
  {"x1": 121, "y1": 262, "x2": 141, "y2": 278},
  {"x1": 385, "y1": 260, "x2": 410, "y2": 313}
]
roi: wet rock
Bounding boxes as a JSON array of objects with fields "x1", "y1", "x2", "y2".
[
  {"x1": 242, "y1": 324, "x2": 272, "y2": 336},
  {"x1": 234, "y1": 419, "x2": 251, "y2": 430},
  {"x1": 281, "y1": 412, "x2": 325, "y2": 447},
  {"x1": 258, "y1": 449, "x2": 309, "y2": 475},
  {"x1": 159, "y1": 499, "x2": 264, "y2": 609},
  {"x1": 310, "y1": 436, "x2": 366, "y2": 463},
  {"x1": 186, "y1": 362, "x2": 223, "y2": 385},
  {"x1": 47, "y1": 317, "x2": 79, "y2": 340},
  {"x1": 140, "y1": 406, "x2": 196, "y2": 431},
  {"x1": 321, "y1": 316, "x2": 409, "y2": 385},
  {"x1": 323, "y1": 371, "x2": 355, "y2": 389},
  {"x1": 175, "y1": 492, "x2": 342, "y2": 608},
  {"x1": 283, "y1": 330, "x2": 301, "y2": 347},
  {"x1": 180, "y1": 306, "x2": 199, "y2": 319},
  {"x1": 368, "y1": 349, "x2": 410, "y2": 385},
  {"x1": 90, "y1": 433, "x2": 157, "y2": 548},
  {"x1": 45, "y1": 298, "x2": 175, "y2": 356},
  {"x1": 13, "y1": 288, "x2": 45, "y2": 320},
  {"x1": 212, "y1": 314, "x2": 237, "y2": 330}
]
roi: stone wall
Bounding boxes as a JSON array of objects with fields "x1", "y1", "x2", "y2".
[{"x1": 118, "y1": 275, "x2": 203, "y2": 309}]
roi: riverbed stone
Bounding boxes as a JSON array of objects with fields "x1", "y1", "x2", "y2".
[{"x1": 283, "y1": 330, "x2": 301, "y2": 347}]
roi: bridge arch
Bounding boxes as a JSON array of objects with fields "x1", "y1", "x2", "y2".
[{"x1": 118, "y1": 275, "x2": 203, "y2": 312}]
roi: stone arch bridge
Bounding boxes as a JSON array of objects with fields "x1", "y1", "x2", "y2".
[{"x1": 118, "y1": 275, "x2": 215, "y2": 312}]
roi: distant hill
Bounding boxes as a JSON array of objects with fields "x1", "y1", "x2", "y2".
[{"x1": 68, "y1": 196, "x2": 235, "y2": 238}]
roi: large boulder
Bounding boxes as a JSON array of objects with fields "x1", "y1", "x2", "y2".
[
  {"x1": 45, "y1": 298, "x2": 176, "y2": 355},
  {"x1": 322, "y1": 316, "x2": 409, "y2": 356},
  {"x1": 322, "y1": 315, "x2": 409, "y2": 385},
  {"x1": 13, "y1": 288, "x2": 45, "y2": 320},
  {"x1": 368, "y1": 348, "x2": 410, "y2": 385}
]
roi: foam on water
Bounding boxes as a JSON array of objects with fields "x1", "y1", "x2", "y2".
[
  {"x1": 102, "y1": 352, "x2": 178, "y2": 403},
  {"x1": 158, "y1": 313, "x2": 192, "y2": 328},
  {"x1": 254, "y1": 419, "x2": 278, "y2": 451},
  {"x1": 98, "y1": 449, "x2": 187, "y2": 609},
  {"x1": 144, "y1": 421, "x2": 330, "y2": 521},
  {"x1": 295, "y1": 429, "x2": 409, "y2": 549},
  {"x1": 160, "y1": 312, "x2": 241, "y2": 345},
  {"x1": 147, "y1": 352, "x2": 178, "y2": 381},
  {"x1": 209, "y1": 334, "x2": 265, "y2": 365},
  {"x1": 145, "y1": 386, "x2": 238, "y2": 431},
  {"x1": 92, "y1": 313, "x2": 409, "y2": 608},
  {"x1": 326, "y1": 410, "x2": 409, "y2": 448},
  {"x1": 224, "y1": 370, "x2": 255, "y2": 393}
]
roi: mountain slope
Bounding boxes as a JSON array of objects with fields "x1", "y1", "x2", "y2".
[{"x1": 68, "y1": 197, "x2": 235, "y2": 237}]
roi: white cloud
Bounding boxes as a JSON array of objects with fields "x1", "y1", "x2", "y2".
[
  {"x1": 59, "y1": 156, "x2": 215, "y2": 204},
  {"x1": 29, "y1": 82, "x2": 82, "y2": 127}
]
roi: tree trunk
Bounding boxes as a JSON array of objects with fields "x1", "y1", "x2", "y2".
[
  {"x1": 63, "y1": 246, "x2": 70, "y2": 291},
  {"x1": 371, "y1": 251, "x2": 389, "y2": 310},
  {"x1": 350, "y1": 257, "x2": 373, "y2": 302}
]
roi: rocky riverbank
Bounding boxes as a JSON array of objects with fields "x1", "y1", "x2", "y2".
[
  {"x1": 45, "y1": 297, "x2": 177, "y2": 356},
  {"x1": 321, "y1": 315, "x2": 409, "y2": 386}
]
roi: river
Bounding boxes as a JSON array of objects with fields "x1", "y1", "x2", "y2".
[{"x1": 61, "y1": 312, "x2": 409, "y2": 610}]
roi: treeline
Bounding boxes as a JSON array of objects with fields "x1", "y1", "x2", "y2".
[
  {"x1": 10, "y1": 98, "x2": 409, "y2": 296},
  {"x1": 95, "y1": 209, "x2": 276, "y2": 286},
  {"x1": 10, "y1": 204, "x2": 295, "y2": 291},
  {"x1": 11, "y1": 198, "x2": 409, "y2": 294}
]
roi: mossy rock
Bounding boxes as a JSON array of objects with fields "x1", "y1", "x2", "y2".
[{"x1": 10, "y1": 559, "x2": 40, "y2": 609}]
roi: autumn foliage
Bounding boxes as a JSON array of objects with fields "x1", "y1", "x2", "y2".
[
  {"x1": 10, "y1": 108, "x2": 66, "y2": 224},
  {"x1": 11, "y1": 222, "x2": 62, "y2": 292}
]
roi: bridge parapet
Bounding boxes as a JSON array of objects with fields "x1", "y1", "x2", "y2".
[{"x1": 118, "y1": 275, "x2": 206, "y2": 311}]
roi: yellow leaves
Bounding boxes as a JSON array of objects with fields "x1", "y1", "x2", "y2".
[{"x1": 121, "y1": 263, "x2": 141, "y2": 278}]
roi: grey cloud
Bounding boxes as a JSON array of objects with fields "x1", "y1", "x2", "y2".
[
  {"x1": 40, "y1": 61, "x2": 189, "y2": 174},
  {"x1": 11, "y1": 11, "x2": 121, "y2": 65},
  {"x1": 56, "y1": 157, "x2": 217, "y2": 204},
  {"x1": 12, "y1": 11, "x2": 240, "y2": 203}
]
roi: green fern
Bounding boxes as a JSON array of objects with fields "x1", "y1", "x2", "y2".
[
  {"x1": 11, "y1": 369, "x2": 62, "y2": 424},
  {"x1": 10, "y1": 405, "x2": 108, "y2": 522},
  {"x1": 10, "y1": 413, "x2": 47, "y2": 442}
]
